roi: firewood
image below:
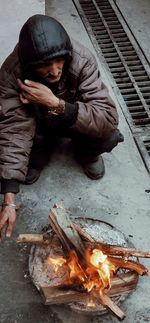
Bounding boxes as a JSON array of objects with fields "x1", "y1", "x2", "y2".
[
  {"x1": 41, "y1": 287, "x2": 125, "y2": 319},
  {"x1": 40, "y1": 272, "x2": 137, "y2": 304},
  {"x1": 110, "y1": 271, "x2": 138, "y2": 288},
  {"x1": 49, "y1": 207, "x2": 85, "y2": 256},
  {"x1": 108, "y1": 272, "x2": 138, "y2": 297},
  {"x1": 16, "y1": 234, "x2": 44, "y2": 244},
  {"x1": 100, "y1": 293, "x2": 125, "y2": 320},
  {"x1": 48, "y1": 214, "x2": 71, "y2": 252},
  {"x1": 107, "y1": 256, "x2": 148, "y2": 276},
  {"x1": 40, "y1": 286, "x2": 88, "y2": 305},
  {"x1": 53, "y1": 271, "x2": 138, "y2": 291},
  {"x1": 91, "y1": 242, "x2": 150, "y2": 259},
  {"x1": 16, "y1": 233, "x2": 150, "y2": 260},
  {"x1": 16, "y1": 233, "x2": 52, "y2": 245}
]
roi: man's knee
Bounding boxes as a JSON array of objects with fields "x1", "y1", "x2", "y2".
[
  {"x1": 71, "y1": 129, "x2": 124, "y2": 158},
  {"x1": 101, "y1": 129, "x2": 124, "y2": 153}
]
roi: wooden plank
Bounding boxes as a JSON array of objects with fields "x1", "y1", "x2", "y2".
[
  {"x1": 40, "y1": 286, "x2": 88, "y2": 305},
  {"x1": 49, "y1": 206, "x2": 85, "y2": 256},
  {"x1": 40, "y1": 272, "x2": 138, "y2": 306}
]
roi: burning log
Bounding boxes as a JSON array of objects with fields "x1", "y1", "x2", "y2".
[
  {"x1": 41, "y1": 285, "x2": 127, "y2": 319},
  {"x1": 91, "y1": 243, "x2": 150, "y2": 259},
  {"x1": 40, "y1": 271, "x2": 138, "y2": 319},
  {"x1": 107, "y1": 256, "x2": 148, "y2": 276},
  {"x1": 40, "y1": 271, "x2": 138, "y2": 304}
]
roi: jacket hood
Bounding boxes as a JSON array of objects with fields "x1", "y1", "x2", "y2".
[{"x1": 18, "y1": 14, "x2": 72, "y2": 68}]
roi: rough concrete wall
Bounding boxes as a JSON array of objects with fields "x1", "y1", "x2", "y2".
[{"x1": 0, "y1": 0, "x2": 45, "y2": 65}]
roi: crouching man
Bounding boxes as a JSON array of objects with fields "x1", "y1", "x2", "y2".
[{"x1": 0, "y1": 15, "x2": 124, "y2": 238}]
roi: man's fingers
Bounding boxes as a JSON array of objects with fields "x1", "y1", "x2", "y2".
[
  {"x1": 17, "y1": 78, "x2": 33, "y2": 92},
  {"x1": 0, "y1": 214, "x2": 7, "y2": 230},
  {"x1": 0, "y1": 224, "x2": 7, "y2": 242},
  {"x1": 17, "y1": 78, "x2": 40, "y2": 89},
  {"x1": 19, "y1": 93, "x2": 30, "y2": 104},
  {"x1": 17, "y1": 78, "x2": 27, "y2": 90},
  {"x1": 24, "y1": 79, "x2": 39, "y2": 88},
  {"x1": 6, "y1": 220, "x2": 14, "y2": 237}
]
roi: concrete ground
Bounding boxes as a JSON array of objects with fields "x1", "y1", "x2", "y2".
[{"x1": 0, "y1": 0, "x2": 150, "y2": 322}]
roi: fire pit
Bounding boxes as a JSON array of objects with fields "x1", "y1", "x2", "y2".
[{"x1": 17, "y1": 205, "x2": 150, "y2": 320}]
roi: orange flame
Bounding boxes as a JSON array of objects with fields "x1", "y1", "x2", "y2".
[
  {"x1": 47, "y1": 256, "x2": 66, "y2": 272},
  {"x1": 88, "y1": 249, "x2": 116, "y2": 289},
  {"x1": 67, "y1": 250, "x2": 87, "y2": 282},
  {"x1": 46, "y1": 247, "x2": 117, "y2": 300}
]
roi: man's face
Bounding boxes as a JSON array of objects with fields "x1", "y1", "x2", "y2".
[{"x1": 35, "y1": 58, "x2": 65, "y2": 83}]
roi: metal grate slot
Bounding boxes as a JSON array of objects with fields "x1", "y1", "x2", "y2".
[
  {"x1": 129, "y1": 107, "x2": 145, "y2": 112},
  {"x1": 121, "y1": 89, "x2": 138, "y2": 94}
]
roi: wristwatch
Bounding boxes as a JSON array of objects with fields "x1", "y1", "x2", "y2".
[{"x1": 48, "y1": 99, "x2": 65, "y2": 115}]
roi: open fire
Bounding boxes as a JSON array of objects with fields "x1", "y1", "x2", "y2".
[
  {"x1": 47, "y1": 248, "x2": 116, "y2": 298},
  {"x1": 17, "y1": 205, "x2": 150, "y2": 320}
]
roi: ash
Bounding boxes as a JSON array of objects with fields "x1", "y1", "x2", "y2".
[{"x1": 74, "y1": 218, "x2": 129, "y2": 247}]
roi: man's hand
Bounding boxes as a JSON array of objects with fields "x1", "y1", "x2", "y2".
[
  {"x1": 17, "y1": 78, "x2": 59, "y2": 109},
  {"x1": 0, "y1": 207, "x2": 17, "y2": 241},
  {"x1": 0, "y1": 193, "x2": 17, "y2": 241}
]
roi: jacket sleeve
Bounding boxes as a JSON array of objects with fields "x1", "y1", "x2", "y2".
[
  {"x1": 71, "y1": 54, "x2": 119, "y2": 138},
  {"x1": 0, "y1": 62, "x2": 36, "y2": 182}
]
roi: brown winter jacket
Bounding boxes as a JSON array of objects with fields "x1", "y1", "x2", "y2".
[{"x1": 0, "y1": 15, "x2": 118, "y2": 187}]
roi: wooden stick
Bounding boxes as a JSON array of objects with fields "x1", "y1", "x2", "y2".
[
  {"x1": 16, "y1": 234, "x2": 44, "y2": 244},
  {"x1": 16, "y1": 233, "x2": 52, "y2": 245},
  {"x1": 92, "y1": 243, "x2": 150, "y2": 259},
  {"x1": 16, "y1": 233, "x2": 150, "y2": 260},
  {"x1": 17, "y1": 234, "x2": 150, "y2": 260},
  {"x1": 16, "y1": 230, "x2": 94, "y2": 245},
  {"x1": 100, "y1": 293, "x2": 125, "y2": 320},
  {"x1": 107, "y1": 256, "x2": 148, "y2": 276}
]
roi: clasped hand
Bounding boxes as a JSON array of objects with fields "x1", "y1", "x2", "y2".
[{"x1": 17, "y1": 79, "x2": 59, "y2": 109}]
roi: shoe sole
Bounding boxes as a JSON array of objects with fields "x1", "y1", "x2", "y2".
[{"x1": 84, "y1": 168, "x2": 105, "y2": 180}]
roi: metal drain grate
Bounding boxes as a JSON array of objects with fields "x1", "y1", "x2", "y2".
[
  {"x1": 135, "y1": 135, "x2": 150, "y2": 171},
  {"x1": 73, "y1": 0, "x2": 150, "y2": 172}
]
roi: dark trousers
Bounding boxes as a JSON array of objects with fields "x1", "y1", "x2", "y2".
[{"x1": 28, "y1": 128, "x2": 124, "y2": 170}]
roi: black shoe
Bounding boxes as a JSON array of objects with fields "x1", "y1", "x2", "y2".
[
  {"x1": 25, "y1": 168, "x2": 41, "y2": 185},
  {"x1": 115, "y1": 130, "x2": 124, "y2": 143},
  {"x1": 83, "y1": 156, "x2": 105, "y2": 180}
]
